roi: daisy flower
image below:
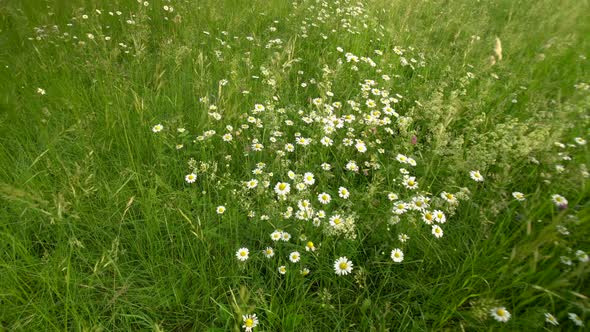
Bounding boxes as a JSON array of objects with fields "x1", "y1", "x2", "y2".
[
  {"x1": 318, "y1": 192, "x2": 331, "y2": 204},
  {"x1": 512, "y1": 192, "x2": 526, "y2": 201},
  {"x1": 391, "y1": 248, "x2": 404, "y2": 262},
  {"x1": 242, "y1": 314, "x2": 259, "y2": 332},
  {"x1": 216, "y1": 206, "x2": 226, "y2": 214},
  {"x1": 575, "y1": 250, "x2": 589, "y2": 263},
  {"x1": 432, "y1": 225, "x2": 443, "y2": 238},
  {"x1": 403, "y1": 176, "x2": 418, "y2": 190},
  {"x1": 329, "y1": 214, "x2": 343, "y2": 227},
  {"x1": 440, "y1": 191, "x2": 458, "y2": 204},
  {"x1": 321, "y1": 163, "x2": 332, "y2": 171},
  {"x1": 300, "y1": 267, "x2": 310, "y2": 276},
  {"x1": 185, "y1": 173, "x2": 197, "y2": 183},
  {"x1": 544, "y1": 313, "x2": 558, "y2": 326},
  {"x1": 568, "y1": 313, "x2": 583, "y2": 326},
  {"x1": 388, "y1": 193, "x2": 399, "y2": 201},
  {"x1": 490, "y1": 307, "x2": 511, "y2": 322},
  {"x1": 152, "y1": 124, "x2": 163, "y2": 132},
  {"x1": 396, "y1": 154, "x2": 408, "y2": 163},
  {"x1": 469, "y1": 170, "x2": 484, "y2": 182},
  {"x1": 355, "y1": 140, "x2": 367, "y2": 153},
  {"x1": 305, "y1": 241, "x2": 316, "y2": 252},
  {"x1": 398, "y1": 233, "x2": 409, "y2": 242},
  {"x1": 246, "y1": 179, "x2": 258, "y2": 189},
  {"x1": 334, "y1": 257, "x2": 353, "y2": 275},
  {"x1": 222, "y1": 133, "x2": 233, "y2": 142},
  {"x1": 422, "y1": 211, "x2": 435, "y2": 224},
  {"x1": 281, "y1": 232, "x2": 291, "y2": 242},
  {"x1": 274, "y1": 182, "x2": 291, "y2": 196},
  {"x1": 320, "y1": 136, "x2": 333, "y2": 146},
  {"x1": 270, "y1": 231, "x2": 282, "y2": 242},
  {"x1": 236, "y1": 248, "x2": 249, "y2": 261},
  {"x1": 263, "y1": 247, "x2": 274, "y2": 258},
  {"x1": 392, "y1": 201, "x2": 408, "y2": 215},
  {"x1": 433, "y1": 210, "x2": 446, "y2": 223},
  {"x1": 289, "y1": 251, "x2": 301, "y2": 263},
  {"x1": 574, "y1": 137, "x2": 587, "y2": 145},
  {"x1": 551, "y1": 194, "x2": 568, "y2": 208},
  {"x1": 278, "y1": 265, "x2": 287, "y2": 274},
  {"x1": 338, "y1": 187, "x2": 350, "y2": 199},
  {"x1": 303, "y1": 172, "x2": 316, "y2": 185}
]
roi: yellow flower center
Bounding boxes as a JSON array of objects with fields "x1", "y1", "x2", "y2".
[
  {"x1": 307, "y1": 241, "x2": 314, "y2": 248},
  {"x1": 279, "y1": 184, "x2": 286, "y2": 190},
  {"x1": 245, "y1": 318, "x2": 253, "y2": 327},
  {"x1": 339, "y1": 262, "x2": 348, "y2": 270},
  {"x1": 333, "y1": 218, "x2": 341, "y2": 225},
  {"x1": 496, "y1": 309, "x2": 505, "y2": 316},
  {"x1": 240, "y1": 252, "x2": 246, "y2": 256}
]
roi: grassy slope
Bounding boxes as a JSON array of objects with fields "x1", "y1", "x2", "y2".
[{"x1": 1, "y1": 0, "x2": 589, "y2": 330}]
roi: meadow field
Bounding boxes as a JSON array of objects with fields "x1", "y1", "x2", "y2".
[{"x1": 1, "y1": 0, "x2": 589, "y2": 330}]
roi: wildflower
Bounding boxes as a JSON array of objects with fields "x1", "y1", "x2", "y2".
[
  {"x1": 263, "y1": 247, "x2": 274, "y2": 258},
  {"x1": 281, "y1": 232, "x2": 291, "y2": 242},
  {"x1": 422, "y1": 211, "x2": 435, "y2": 224},
  {"x1": 329, "y1": 214, "x2": 343, "y2": 227},
  {"x1": 396, "y1": 154, "x2": 408, "y2": 163},
  {"x1": 320, "y1": 136, "x2": 333, "y2": 146},
  {"x1": 303, "y1": 172, "x2": 316, "y2": 185},
  {"x1": 388, "y1": 193, "x2": 399, "y2": 201},
  {"x1": 300, "y1": 267, "x2": 310, "y2": 276},
  {"x1": 289, "y1": 251, "x2": 301, "y2": 263},
  {"x1": 512, "y1": 192, "x2": 526, "y2": 201},
  {"x1": 490, "y1": 307, "x2": 511, "y2": 322},
  {"x1": 321, "y1": 163, "x2": 332, "y2": 171},
  {"x1": 469, "y1": 170, "x2": 484, "y2": 182},
  {"x1": 568, "y1": 313, "x2": 583, "y2": 326},
  {"x1": 152, "y1": 124, "x2": 164, "y2": 132},
  {"x1": 318, "y1": 192, "x2": 331, "y2": 204},
  {"x1": 274, "y1": 182, "x2": 291, "y2": 196},
  {"x1": 216, "y1": 206, "x2": 226, "y2": 214},
  {"x1": 551, "y1": 194, "x2": 568, "y2": 208},
  {"x1": 544, "y1": 313, "x2": 558, "y2": 326},
  {"x1": 398, "y1": 233, "x2": 409, "y2": 242},
  {"x1": 222, "y1": 133, "x2": 233, "y2": 142},
  {"x1": 355, "y1": 140, "x2": 367, "y2": 153},
  {"x1": 393, "y1": 201, "x2": 408, "y2": 215},
  {"x1": 270, "y1": 231, "x2": 282, "y2": 242},
  {"x1": 403, "y1": 176, "x2": 418, "y2": 190},
  {"x1": 305, "y1": 241, "x2": 316, "y2": 252},
  {"x1": 391, "y1": 248, "x2": 404, "y2": 262},
  {"x1": 433, "y1": 210, "x2": 446, "y2": 223},
  {"x1": 242, "y1": 314, "x2": 259, "y2": 332},
  {"x1": 338, "y1": 187, "x2": 350, "y2": 199},
  {"x1": 345, "y1": 161, "x2": 359, "y2": 172},
  {"x1": 246, "y1": 179, "x2": 258, "y2": 189},
  {"x1": 236, "y1": 248, "x2": 249, "y2": 261},
  {"x1": 36, "y1": 88, "x2": 46, "y2": 95},
  {"x1": 432, "y1": 225, "x2": 443, "y2": 238},
  {"x1": 440, "y1": 191, "x2": 458, "y2": 204},
  {"x1": 334, "y1": 257, "x2": 353, "y2": 275},
  {"x1": 185, "y1": 173, "x2": 197, "y2": 183},
  {"x1": 278, "y1": 265, "x2": 287, "y2": 274},
  {"x1": 576, "y1": 250, "x2": 589, "y2": 263},
  {"x1": 574, "y1": 137, "x2": 587, "y2": 145}
]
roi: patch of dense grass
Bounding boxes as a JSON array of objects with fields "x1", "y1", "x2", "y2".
[{"x1": 1, "y1": 0, "x2": 589, "y2": 330}]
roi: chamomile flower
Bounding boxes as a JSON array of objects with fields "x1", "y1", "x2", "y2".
[
  {"x1": 490, "y1": 307, "x2": 511, "y2": 322},
  {"x1": 305, "y1": 241, "x2": 316, "y2": 252},
  {"x1": 246, "y1": 179, "x2": 258, "y2": 189},
  {"x1": 270, "y1": 231, "x2": 282, "y2": 242},
  {"x1": 391, "y1": 248, "x2": 404, "y2": 262},
  {"x1": 576, "y1": 250, "x2": 589, "y2": 263},
  {"x1": 388, "y1": 193, "x2": 399, "y2": 201},
  {"x1": 278, "y1": 265, "x2": 287, "y2": 274},
  {"x1": 333, "y1": 256, "x2": 353, "y2": 275},
  {"x1": 152, "y1": 124, "x2": 164, "y2": 132},
  {"x1": 403, "y1": 176, "x2": 418, "y2": 190},
  {"x1": 551, "y1": 194, "x2": 568, "y2": 208},
  {"x1": 398, "y1": 233, "x2": 410, "y2": 242},
  {"x1": 185, "y1": 173, "x2": 197, "y2": 183},
  {"x1": 329, "y1": 214, "x2": 343, "y2": 227},
  {"x1": 512, "y1": 192, "x2": 526, "y2": 201},
  {"x1": 320, "y1": 136, "x2": 334, "y2": 146},
  {"x1": 568, "y1": 313, "x2": 584, "y2": 326},
  {"x1": 544, "y1": 313, "x2": 558, "y2": 326},
  {"x1": 216, "y1": 206, "x2": 226, "y2": 214},
  {"x1": 318, "y1": 192, "x2": 331, "y2": 204},
  {"x1": 574, "y1": 137, "x2": 587, "y2": 145},
  {"x1": 263, "y1": 247, "x2": 275, "y2": 258},
  {"x1": 274, "y1": 182, "x2": 291, "y2": 196},
  {"x1": 422, "y1": 211, "x2": 435, "y2": 224},
  {"x1": 303, "y1": 172, "x2": 316, "y2": 185},
  {"x1": 355, "y1": 140, "x2": 367, "y2": 153},
  {"x1": 321, "y1": 163, "x2": 332, "y2": 171},
  {"x1": 440, "y1": 192, "x2": 458, "y2": 204},
  {"x1": 338, "y1": 187, "x2": 350, "y2": 199},
  {"x1": 222, "y1": 133, "x2": 233, "y2": 142},
  {"x1": 469, "y1": 170, "x2": 484, "y2": 182},
  {"x1": 393, "y1": 201, "x2": 408, "y2": 215},
  {"x1": 289, "y1": 251, "x2": 301, "y2": 263},
  {"x1": 236, "y1": 248, "x2": 249, "y2": 261},
  {"x1": 242, "y1": 314, "x2": 259, "y2": 332},
  {"x1": 433, "y1": 210, "x2": 446, "y2": 223},
  {"x1": 300, "y1": 267, "x2": 310, "y2": 276},
  {"x1": 432, "y1": 225, "x2": 443, "y2": 238},
  {"x1": 281, "y1": 232, "x2": 292, "y2": 242}
]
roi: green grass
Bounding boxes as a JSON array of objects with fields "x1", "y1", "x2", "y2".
[{"x1": 1, "y1": 0, "x2": 589, "y2": 330}]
